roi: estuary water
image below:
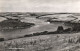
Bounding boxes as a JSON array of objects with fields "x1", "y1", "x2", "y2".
[{"x1": 0, "y1": 17, "x2": 71, "y2": 39}]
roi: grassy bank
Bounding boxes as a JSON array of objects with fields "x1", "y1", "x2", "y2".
[{"x1": 0, "y1": 33, "x2": 80, "y2": 51}]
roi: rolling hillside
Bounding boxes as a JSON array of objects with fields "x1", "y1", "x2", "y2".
[{"x1": 0, "y1": 33, "x2": 80, "y2": 51}]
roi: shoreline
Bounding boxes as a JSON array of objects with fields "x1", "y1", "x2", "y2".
[{"x1": 0, "y1": 24, "x2": 80, "y2": 42}]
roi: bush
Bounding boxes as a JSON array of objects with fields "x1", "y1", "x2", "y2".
[
  {"x1": 0, "y1": 38, "x2": 4, "y2": 41},
  {"x1": 24, "y1": 34, "x2": 33, "y2": 37},
  {"x1": 57, "y1": 26, "x2": 64, "y2": 33},
  {"x1": 64, "y1": 28, "x2": 72, "y2": 32}
]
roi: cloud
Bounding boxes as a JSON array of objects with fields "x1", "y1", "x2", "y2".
[{"x1": 0, "y1": 0, "x2": 80, "y2": 12}]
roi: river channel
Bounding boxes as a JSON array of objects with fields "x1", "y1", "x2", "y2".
[{"x1": 0, "y1": 17, "x2": 72, "y2": 39}]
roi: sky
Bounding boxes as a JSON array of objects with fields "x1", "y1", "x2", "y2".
[{"x1": 0, "y1": 0, "x2": 80, "y2": 12}]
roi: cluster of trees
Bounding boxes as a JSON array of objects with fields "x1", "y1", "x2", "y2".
[
  {"x1": 56, "y1": 26, "x2": 72, "y2": 33},
  {"x1": 56, "y1": 25, "x2": 80, "y2": 33},
  {"x1": 24, "y1": 31, "x2": 48, "y2": 37}
]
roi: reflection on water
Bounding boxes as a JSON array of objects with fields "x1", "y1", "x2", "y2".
[{"x1": 0, "y1": 17, "x2": 72, "y2": 39}]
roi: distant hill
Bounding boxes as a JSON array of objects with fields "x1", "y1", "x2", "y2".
[{"x1": 0, "y1": 19, "x2": 35, "y2": 30}]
